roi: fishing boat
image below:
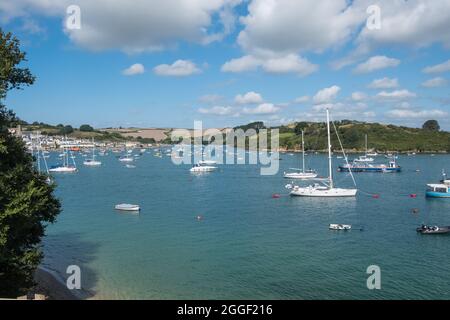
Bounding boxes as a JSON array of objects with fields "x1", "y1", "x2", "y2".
[
  {"x1": 114, "y1": 204, "x2": 140, "y2": 211},
  {"x1": 426, "y1": 171, "x2": 450, "y2": 198},
  {"x1": 283, "y1": 130, "x2": 318, "y2": 179},
  {"x1": 338, "y1": 158, "x2": 401, "y2": 173},
  {"x1": 416, "y1": 225, "x2": 450, "y2": 234},
  {"x1": 288, "y1": 109, "x2": 357, "y2": 197},
  {"x1": 329, "y1": 224, "x2": 352, "y2": 230},
  {"x1": 83, "y1": 138, "x2": 102, "y2": 166}
]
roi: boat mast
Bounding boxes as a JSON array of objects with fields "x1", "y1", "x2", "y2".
[
  {"x1": 365, "y1": 134, "x2": 368, "y2": 155},
  {"x1": 326, "y1": 109, "x2": 333, "y2": 188},
  {"x1": 302, "y1": 130, "x2": 305, "y2": 173},
  {"x1": 92, "y1": 137, "x2": 95, "y2": 161}
]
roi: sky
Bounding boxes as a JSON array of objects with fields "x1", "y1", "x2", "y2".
[{"x1": 1, "y1": 0, "x2": 449, "y2": 130}]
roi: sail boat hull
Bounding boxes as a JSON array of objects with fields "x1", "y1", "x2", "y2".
[
  {"x1": 290, "y1": 186, "x2": 357, "y2": 197},
  {"x1": 283, "y1": 172, "x2": 318, "y2": 179}
]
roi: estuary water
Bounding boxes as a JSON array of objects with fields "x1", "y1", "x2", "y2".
[{"x1": 41, "y1": 150, "x2": 450, "y2": 299}]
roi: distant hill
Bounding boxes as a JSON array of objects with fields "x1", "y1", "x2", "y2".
[{"x1": 274, "y1": 120, "x2": 450, "y2": 152}]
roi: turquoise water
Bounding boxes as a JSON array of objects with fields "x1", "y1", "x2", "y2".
[{"x1": 42, "y1": 151, "x2": 450, "y2": 299}]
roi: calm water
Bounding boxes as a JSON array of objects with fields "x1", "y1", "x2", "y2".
[{"x1": 41, "y1": 150, "x2": 450, "y2": 299}]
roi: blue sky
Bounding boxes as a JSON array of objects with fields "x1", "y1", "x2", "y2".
[{"x1": 1, "y1": 0, "x2": 449, "y2": 129}]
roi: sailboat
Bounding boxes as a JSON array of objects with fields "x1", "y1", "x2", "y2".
[
  {"x1": 34, "y1": 133, "x2": 52, "y2": 183},
  {"x1": 49, "y1": 139, "x2": 77, "y2": 173},
  {"x1": 288, "y1": 109, "x2": 357, "y2": 197},
  {"x1": 354, "y1": 134, "x2": 374, "y2": 162},
  {"x1": 283, "y1": 130, "x2": 317, "y2": 179},
  {"x1": 84, "y1": 138, "x2": 102, "y2": 166}
]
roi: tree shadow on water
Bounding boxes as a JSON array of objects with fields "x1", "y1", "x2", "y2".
[{"x1": 39, "y1": 232, "x2": 100, "y2": 299}]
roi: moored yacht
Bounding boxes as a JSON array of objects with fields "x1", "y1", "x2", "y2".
[{"x1": 288, "y1": 109, "x2": 357, "y2": 197}]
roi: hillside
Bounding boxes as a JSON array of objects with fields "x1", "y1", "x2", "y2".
[
  {"x1": 240, "y1": 120, "x2": 450, "y2": 153},
  {"x1": 280, "y1": 121, "x2": 450, "y2": 152}
]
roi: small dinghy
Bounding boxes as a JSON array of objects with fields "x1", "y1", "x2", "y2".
[
  {"x1": 115, "y1": 204, "x2": 140, "y2": 211},
  {"x1": 416, "y1": 225, "x2": 450, "y2": 235},
  {"x1": 329, "y1": 224, "x2": 351, "y2": 230}
]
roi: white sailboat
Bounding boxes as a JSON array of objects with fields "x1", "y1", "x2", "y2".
[
  {"x1": 34, "y1": 132, "x2": 52, "y2": 183},
  {"x1": 354, "y1": 134, "x2": 374, "y2": 162},
  {"x1": 84, "y1": 138, "x2": 102, "y2": 166},
  {"x1": 288, "y1": 109, "x2": 357, "y2": 197},
  {"x1": 49, "y1": 140, "x2": 77, "y2": 173},
  {"x1": 283, "y1": 130, "x2": 317, "y2": 179}
]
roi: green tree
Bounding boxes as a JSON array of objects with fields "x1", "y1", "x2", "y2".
[
  {"x1": 60, "y1": 125, "x2": 73, "y2": 135},
  {"x1": 422, "y1": 120, "x2": 440, "y2": 131},
  {"x1": 0, "y1": 29, "x2": 61, "y2": 297},
  {"x1": 79, "y1": 124, "x2": 94, "y2": 132}
]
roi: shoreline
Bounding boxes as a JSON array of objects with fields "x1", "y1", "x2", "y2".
[{"x1": 33, "y1": 267, "x2": 81, "y2": 300}]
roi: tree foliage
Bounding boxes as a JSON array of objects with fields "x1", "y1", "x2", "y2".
[
  {"x1": 0, "y1": 29, "x2": 61, "y2": 297},
  {"x1": 79, "y1": 124, "x2": 94, "y2": 132},
  {"x1": 422, "y1": 120, "x2": 440, "y2": 132}
]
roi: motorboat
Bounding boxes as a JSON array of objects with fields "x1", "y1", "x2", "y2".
[
  {"x1": 114, "y1": 204, "x2": 140, "y2": 211},
  {"x1": 119, "y1": 156, "x2": 134, "y2": 162},
  {"x1": 416, "y1": 225, "x2": 450, "y2": 234},
  {"x1": 329, "y1": 224, "x2": 352, "y2": 230},
  {"x1": 339, "y1": 159, "x2": 401, "y2": 173},
  {"x1": 190, "y1": 163, "x2": 217, "y2": 172},
  {"x1": 426, "y1": 171, "x2": 450, "y2": 198}
]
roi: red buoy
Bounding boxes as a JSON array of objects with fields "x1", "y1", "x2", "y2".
[
  {"x1": 272, "y1": 194, "x2": 281, "y2": 198},
  {"x1": 410, "y1": 194, "x2": 417, "y2": 198},
  {"x1": 372, "y1": 194, "x2": 380, "y2": 199}
]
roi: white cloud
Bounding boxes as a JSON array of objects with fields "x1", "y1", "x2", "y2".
[
  {"x1": 242, "y1": 103, "x2": 279, "y2": 114},
  {"x1": 237, "y1": 0, "x2": 365, "y2": 55},
  {"x1": 421, "y1": 77, "x2": 447, "y2": 88},
  {"x1": 353, "y1": 56, "x2": 400, "y2": 74},
  {"x1": 368, "y1": 77, "x2": 399, "y2": 89},
  {"x1": 376, "y1": 90, "x2": 417, "y2": 100},
  {"x1": 153, "y1": 60, "x2": 201, "y2": 77},
  {"x1": 386, "y1": 108, "x2": 448, "y2": 119},
  {"x1": 294, "y1": 96, "x2": 309, "y2": 103},
  {"x1": 422, "y1": 59, "x2": 450, "y2": 74},
  {"x1": 221, "y1": 53, "x2": 317, "y2": 76},
  {"x1": 351, "y1": 91, "x2": 367, "y2": 101},
  {"x1": 122, "y1": 63, "x2": 145, "y2": 76},
  {"x1": 198, "y1": 106, "x2": 234, "y2": 115},
  {"x1": 356, "y1": 1, "x2": 450, "y2": 51},
  {"x1": 313, "y1": 85, "x2": 341, "y2": 104},
  {"x1": 0, "y1": 0, "x2": 241, "y2": 53},
  {"x1": 235, "y1": 91, "x2": 263, "y2": 104}
]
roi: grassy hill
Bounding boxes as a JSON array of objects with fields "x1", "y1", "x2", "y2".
[{"x1": 238, "y1": 120, "x2": 450, "y2": 153}]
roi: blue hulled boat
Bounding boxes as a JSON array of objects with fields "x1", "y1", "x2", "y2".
[{"x1": 426, "y1": 171, "x2": 450, "y2": 198}]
